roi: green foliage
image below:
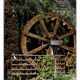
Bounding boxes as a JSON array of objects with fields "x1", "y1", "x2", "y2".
[
  {"x1": 32, "y1": 56, "x2": 75, "y2": 80},
  {"x1": 8, "y1": 75, "x2": 19, "y2": 80},
  {"x1": 27, "y1": 0, "x2": 59, "y2": 13},
  {"x1": 55, "y1": 73, "x2": 76, "y2": 80},
  {"x1": 36, "y1": 56, "x2": 54, "y2": 79},
  {"x1": 12, "y1": 0, "x2": 74, "y2": 25},
  {"x1": 55, "y1": 74, "x2": 71, "y2": 80},
  {"x1": 60, "y1": 9, "x2": 73, "y2": 21},
  {"x1": 13, "y1": 0, "x2": 59, "y2": 15}
]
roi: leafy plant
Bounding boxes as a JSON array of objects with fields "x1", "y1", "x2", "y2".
[
  {"x1": 36, "y1": 55, "x2": 54, "y2": 80},
  {"x1": 32, "y1": 55, "x2": 75, "y2": 80},
  {"x1": 55, "y1": 74, "x2": 71, "y2": 80},
  {"x1": 55, "y1": 73, "x2": 76, "y2": 80},
  {"x1": 8, "y1": 75, "x2": 19, "y2": 80}
]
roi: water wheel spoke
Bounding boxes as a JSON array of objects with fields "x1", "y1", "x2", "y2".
[
  {"x1": 26, "y1": 32, "x2": 47, "y2": 41},
  {"x1": 59, "y1": 45, "x2": 76, "y2": 53},
  {"x1": 27, "y1": 58, "x2": 38, "y2": 68},
  {"x1": 58, "y1": 30, "x2": 76, "y2": 40},
  {"x1": 39, "y1": 18, "x2": 49, "y2": 37},
  {"x1": 53, "y1": 16, "x2": 61, "y2": 35},
  {"x1": 28, "y1": 43, "x2": 49, "y2": 54}
]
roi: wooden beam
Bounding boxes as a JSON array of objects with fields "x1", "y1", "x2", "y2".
[
  {"x1": 11, "y1": 64, "x2": 37, "y2": 66},
  {"x1": 58, "y1": 30, "x2": 76, "y2": 40},
  {"x1": 59, "y1": 45, "x2": 76, "y2": 53},
  {"x1": 26, "y1": 32, "x2": 47, "y2": 41},
  {"x1": 39, "y1": 18, "x2": 49, "y2": 37},
  {"x1": 28, "y1": 43, "x2": 49, "y2": 54},
  {"x1": 11, "y1": 69, "x2": 38, "y2": 71},
  {"x1": 53, "y1": 16, "x2": 62, "y2": 35},
  {"x1": 11, "y1": 73, "x2": 38, "y2": 76}
]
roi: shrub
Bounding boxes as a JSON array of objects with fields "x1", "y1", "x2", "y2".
[{"x1": 36, "y1": 55, "x2": 54, "y2": 80}]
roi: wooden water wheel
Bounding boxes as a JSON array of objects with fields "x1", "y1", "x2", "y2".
[
  {"x1": 11, "y1": 12, "x2": 76, "y2": 78},
  {"x1": 21, "y1": 12, "x2": 75, "y2": 58}
]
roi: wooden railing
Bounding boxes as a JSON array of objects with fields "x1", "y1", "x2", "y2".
[{"x1": 10, "y1": 54, "x2": 76, "y2": 77}]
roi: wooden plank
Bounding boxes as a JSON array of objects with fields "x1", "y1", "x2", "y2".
[
  {"x1": 55, "y1": 55, "x2": 65, "y2": 57},
  {"x1": 26, "y1": 32, "x2": 47, "y2": 41},
  {"x1": 12, "y1": 54, "x2": 65, "y2": 57},
  {"x1": 11, "y1": 59, "x2": 28, "y2": 62},
  {"x1": 11, "y1": 69, "x2": 38, "y2": 71},
  {"x1": 11, "y1": 54, "x2": 54, "y2": 57},
  {"x1": 56, "y1": 68, "x2": 65, "y2": 70},
  {"x1": 11, "y1": 64, "x2": 37, "y2": 66},
  {"x1": 55, "y1": 63, "x2": 65, "y2": 65},
  {"x1": 11, "y1": 73, "x2": 38, "y2": 76},
  {"x1": 56, "y1": 72, "x2": 65, "y2": 74},
  {"x1": 17, "y1": 55, "x2": 36, "y2": 69},
  {"x1": 66, "y1": 65, "x2": 76, "y2": 67}
]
